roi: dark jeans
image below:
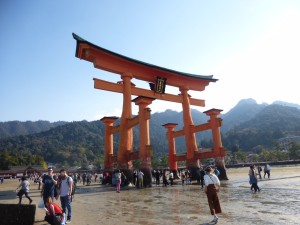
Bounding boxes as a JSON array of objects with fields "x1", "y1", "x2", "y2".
[
  {"x1": 60, "y1": 196, "x2": 72, "y2": 220},
  {"x1": 264, "y1": 171, "x2": 270, "y2": 179},
  {"x1": 18, "y1": 190, "x2": 32, "y2": 204},
  {"x1": 251, "y1": 183, "x2": 260, "y2": 192},
  {"x1": 200, "y1": 179, "x2": 204, "y2": 188}
]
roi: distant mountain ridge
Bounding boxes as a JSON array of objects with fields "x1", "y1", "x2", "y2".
[
  {"x1": 0, "y1": 120, "x2": 68, "y2": 139},
  {"x1": 0, "y1": 99, "x2": 300, "y2": 166},
  {"x1": 221, "y1": 98, "x2": 267, "y2": 132},
  {"x1": 272, "y1": 100, "x2": 300, "y2": 110},
  {"x1": 223, "y1": 104, "x2": 300, "y2": 151}
]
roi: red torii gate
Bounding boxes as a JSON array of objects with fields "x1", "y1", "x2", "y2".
[{"x1": 73, "y1": 33, "x2": 228, "y2": 185}]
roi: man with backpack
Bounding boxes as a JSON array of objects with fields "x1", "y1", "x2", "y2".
[{"x1": 58, "y1": 169, "x2": 73, "y2": 224}]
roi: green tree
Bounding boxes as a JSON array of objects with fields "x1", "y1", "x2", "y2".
[
  {"x1": 288, "y1": 142, "x2": 300, "y2": 160},
  {"x1": 235, "y1": 151, "x2": 247, "y2": 163},
  {"x1": 0, "y1": 149, "x2": 11, "y2": 169},
  {"x1": 260, "y1": 149, "x2": 271, "y2": 161}
]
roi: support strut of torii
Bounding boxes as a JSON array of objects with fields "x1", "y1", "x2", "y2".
[{"x1": 73, "y1": 33, "x2": 228, "y2": 185}]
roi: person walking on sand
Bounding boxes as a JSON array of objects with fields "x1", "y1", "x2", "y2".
[
  {"x1": 264, "y1": 164, "x2": 271, "y2": 179},
  {"x1": 200, "y1": 167, "x2": 205, "y2": 189},
  {"x1": 163, "y1": 170, "x2": 169, "y2": 187},
  {"x1": 181, "y1": 172, "x2": 185, "y2": 185},
  {"x1": 257, "y1": 165, "x2": 262, "y2": 179},
  {"x1": 59, "y1": 169, "x2": 73, "y2": 224},
  {"x1": 137, "y1": 170, "x2": 144, "y2": 188},
  {"x1": 41, "y1": 167, "x2": 57, "y2": 205},
  {"x1": 249, "y1": 165, "x2": 260, "y2": 193},
  {"x1": 16, "y1": 176, "x2": 33, "y2": 204},
  {"x1": 115, "y1": 169, "x2": 121, "y2": 193},
  {"x1": 169, "y1": 171, "x2": 174, "y2": 186},
  {"x1": 204, "y1": 166, "x2": 221, "y2": 224},
  {"x1": 154, "y1": 170, "x2": 160, "y2": 186}
]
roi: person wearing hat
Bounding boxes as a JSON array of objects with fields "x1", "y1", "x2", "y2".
[{"x1": 204, "y1": 166, "x2": 222, "y2": 224}]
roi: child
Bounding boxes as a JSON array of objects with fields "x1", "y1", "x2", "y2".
[{"x1": 44, "y1": 196, "x2": 65, "y2": 225}]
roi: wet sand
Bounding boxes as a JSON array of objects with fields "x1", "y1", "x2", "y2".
[{"x1": 0, "y1": 165, "x2": 299, "y2": 225}]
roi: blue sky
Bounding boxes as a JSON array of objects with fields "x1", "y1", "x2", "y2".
[{"x1": 1, "y1": 1, "x2": 300, "y2": 122}]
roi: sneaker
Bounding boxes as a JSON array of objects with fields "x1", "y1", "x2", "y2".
[
  {"x1": 211, "y1": 216, "x2": 218, "y2": 224},
  {"x1": 66, "y1": 220, "x2": 71, "y2": 224},
  {"x1": 214, "y1": 217, "x2": 219, "y2": 224}
]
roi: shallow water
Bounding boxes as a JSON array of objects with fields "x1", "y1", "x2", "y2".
[{"x1": 1, "y1": 165, "x2": 299, "y2": 225}]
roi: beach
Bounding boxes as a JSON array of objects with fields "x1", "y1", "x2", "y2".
[{"x1": 0, "y1": 165, "x2": 299, "y2": 225}]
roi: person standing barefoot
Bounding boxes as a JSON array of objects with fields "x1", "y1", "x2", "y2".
[{"x1": 204, "y1": 166, "x2": 221, "y2": 224}]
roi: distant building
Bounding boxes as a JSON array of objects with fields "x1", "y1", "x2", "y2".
[
  {"x1": 0, "y1": 165, "x2": 46, "y2": 178},
  {"x1": 278, "y1": 136, "x2": 300, "y2": 151}
]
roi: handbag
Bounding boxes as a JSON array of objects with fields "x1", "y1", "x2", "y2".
[
  {"x1": 208, "y1": 175, "x2": 219, "y2": 192},
  {"x1": 38, "y1": 197, "x2": 45, "y2": 208},
  {"x1": 17, "y1": 189, "x2": 25, "y2": 197}
]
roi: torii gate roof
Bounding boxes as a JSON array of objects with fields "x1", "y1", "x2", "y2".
[{"x1": 73, "y1": 33, "x2": 217, "y2": 91}]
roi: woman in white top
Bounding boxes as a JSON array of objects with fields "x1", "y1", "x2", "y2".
[
  {"x1": 16, "y1": 176, "x2": 33, "y2": 204},
  {"x1": 115, "y1": 170, "x2": 122, "y2": 193},
  {"x1": 204, "y1": 166, "x2": 221, "y2": 224}
]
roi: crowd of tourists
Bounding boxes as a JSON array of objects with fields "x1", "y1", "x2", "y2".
[
  {"x1": 14, "y1": 167, "x2": 75, "y2": 224},
  {"x1": 9, "y1": 162, "x2": 274, "y2": 225}
]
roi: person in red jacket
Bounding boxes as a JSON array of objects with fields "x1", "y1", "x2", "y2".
[{"x1": 44, "y1": 197, "x2": 65, "y2": 225}]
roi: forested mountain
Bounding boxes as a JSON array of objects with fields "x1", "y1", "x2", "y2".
[
  {"x1": 272, "y1": 101, "x2": 300, "y2": 110},
  {"x1": 1, "y1": 99, "x2": 300, "y2": 167},
  {"x1": 0, "y1": 121, "x2": 105, "y2": 168},
  {"x1": 223, "y1": 104, "x2": 300, "y2": 151},
  {"x1": 221, "y1": 99, "x2": 267, "y2": 132},
  {"x1": 0, "y1": 120, "x2": 67, "y2": 139}
]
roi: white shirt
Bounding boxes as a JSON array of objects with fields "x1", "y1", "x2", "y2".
[
  {"x1": 204, "y1": 174, "x2": 220, "y2": 187},
  {"x1": 60, "y1": 176, "x2": 73, "y2": 197},
  {"x1": 19, "y1": 180, "x2": 30, "y2": 191},
  {"x1": 138, "y1": 171, "x2": 144, "y2": 179},
  {"x1": 115, "y1": 172, "x2": 121, "y2": 181}
]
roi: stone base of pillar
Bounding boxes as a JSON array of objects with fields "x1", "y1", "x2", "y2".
[
  {"x1": 215, "y1": 157, "x2": 229, "y2": 180},
  {"x1": 140, "y1": 159, "x2": 152, "y2": 187},
  {"x1": 139, "y1": 167, "x2": 152, "y2": 187},
  {"x1": 186, "y1": 159, "x2": 200, "y2": 181},
  {"x1": 121, "y1": 168, "x2": 133, "y2": 184},
  {"x1": 119, "y1": 161, "x2": 133, "y2": 184}
]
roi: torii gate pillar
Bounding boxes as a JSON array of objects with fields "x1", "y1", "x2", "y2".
[
  {"x1": 100, "y1": 116, "x2": 118, "y2": 172},
  {"x1": 180, "y1": 87, "x2": 200, "y2": 171},
  {"x1": 205, "y1": 109, "x2": 228, "y2": 180},
  {"x1": 118, "y1": 73, "x2": 134, "y2": 178},
  {"x1": 133, "y1": 96, "x2": 155, "y2": 187},
  {"x1": 163, "y1": 123, "x2": 178, "y2": 173}
]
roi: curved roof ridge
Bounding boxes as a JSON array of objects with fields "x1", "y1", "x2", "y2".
[{"x1": 72, "y1": 33, "x2": 217, "y2": 82}]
